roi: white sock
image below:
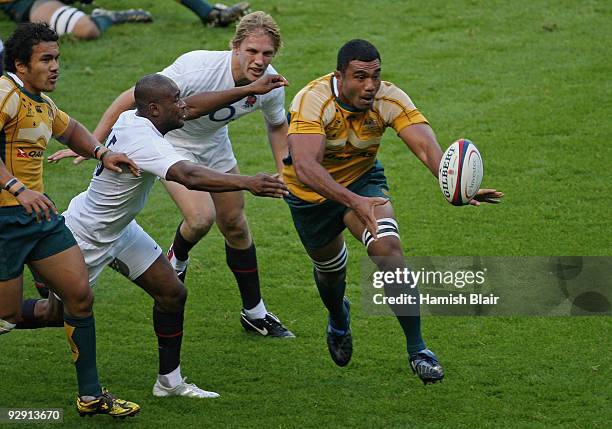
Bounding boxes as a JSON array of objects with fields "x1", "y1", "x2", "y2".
[
  {"x1": 158, "y1": 365, "x2": 182, "y2": 388},
  {"x1": 243, "y1": 299, "x2": 267, "y2": 320}
]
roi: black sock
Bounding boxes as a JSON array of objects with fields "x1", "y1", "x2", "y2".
[
  {"x1": 225, "y1": 242, "x2": 261, "y2": 310},
  {"x1": 15, "y1": 299, "x2": 42, "y2": 329},
  {"x1": 172, "y1": 222, "x2": 197, "y2": 261},
  {"x1": 153, "y1": 307, "x2": 184, "y2": 375},
  {"x1": 313, "y1": 268, "x2": 348, "y2": 331}
]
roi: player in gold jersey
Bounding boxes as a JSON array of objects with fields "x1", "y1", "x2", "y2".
[
  {"x1": 0, "y1": 23, "x2": 140, "y2": 417},
  {"x1": 284, "y1": 39, "x2": 503, "y2": 384}
]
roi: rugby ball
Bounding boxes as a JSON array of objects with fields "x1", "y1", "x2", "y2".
[{"x1": 438, "y1": 139, "x2": 483, "y2": 206}]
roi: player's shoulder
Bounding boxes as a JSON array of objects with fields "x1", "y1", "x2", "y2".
[
  {"x1": 374, "y1": 80, "x2": 414, "y2": 108},
  {"x1": 173, "y1": 50, "x2": 229, "y2": 69},
  {"x1": 376, "y1": 80, "x2": 408, "y2": 98},
  {"x1": 0, "y1": 75, "x2": 19, "y2": 98},
  {"x1": 0, "y1": 76, "x2": 21, "y2": 116},
  {"x1": 294, "y1": 73, "x2": 334, "y2": 103}
]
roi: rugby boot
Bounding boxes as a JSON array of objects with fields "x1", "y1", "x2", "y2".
[
  {"x1": 409, "y1": 349, "x2": 445, "y2": 385},
  {"x1": 240, "y1": 311, "x2": 295, "y2": 338}
]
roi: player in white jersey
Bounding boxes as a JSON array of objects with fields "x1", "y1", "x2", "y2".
[
  {"x1": 25, "y1": 73, "x2": 289, "y2": 398},
  {"x1": 88, "y1": 11, "x2": 294, "y2": 337}
]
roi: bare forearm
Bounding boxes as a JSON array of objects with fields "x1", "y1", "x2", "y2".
[
  {"x1": 295, "y1": 161, "x2": 358, "y2": 207},
  {"x1": 0, "y1": 159, "x2": 15, "y2": 186},
  {"x1": 93, "y1": 88, "x2": 136, "y2": 142},
  {"x1": 267, "y1": 122, "x2": 288, "y2": 174},
  {"x1": 166, "y1": 161, "x2": 250, "y2": 192},
  {"x1": 61, "y1": 120, "x2": 98, "y2": 159},
  {"x1": 184, "y1": 171, "x2": 249, "y2": 192},
  {"x1": 183, "y1": 87, "x2": 252, "y2": 120},
  {"x1": 400, "y1": 123, "x2": 443, "y2": 177},
  {"x1": 420, "y1": 137, "x2": 443, "y2": 177}
]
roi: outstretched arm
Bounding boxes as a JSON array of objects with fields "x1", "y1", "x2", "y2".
[
  {"x1": 398, "y1": 123, "x2": 443, "y2": 177},
  {"x1": 183, "y1": 74, "x2": 289, "y2": 120},
  {"x1": 166, "y1": 160, "x2": 287, "y2": 198},
  {"x1": 399, "y1": 124, "x2": 503, "y2": 205}
]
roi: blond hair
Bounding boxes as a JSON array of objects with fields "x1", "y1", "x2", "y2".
[{"x1": 230, "y1": 11, "x2": 282, "y2": 53}]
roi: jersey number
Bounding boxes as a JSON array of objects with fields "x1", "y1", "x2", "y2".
[{"x1": 94, "y1": 135, "x2": 117, "y2": 176}]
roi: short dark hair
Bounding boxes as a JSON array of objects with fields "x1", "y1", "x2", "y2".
[
  {"x1": 4, "y1": 23, "x2": 58, "y2": 73},
  {"x1": 134, "y1": 73, "x2": 176, "y2": 111},
  {"x1": 336, "y1": 39, "x2": 381, "y2": 73}
]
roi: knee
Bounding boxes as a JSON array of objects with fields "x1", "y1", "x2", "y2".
[
  {"x1": 218, "y1": 212, "x2": 249, "y2": 241},
  {"x1": 63, "y1": 283, "x2": 93, "y2": 317},
  {"x1": 157, "y1": 283, "x2": 187, "y2": 313},
  {"x1": 72, "y1": 18, "x2": 101, "y2": 40},
  {"x1": 182, "y1": 212, "x2": 215, "y2": 238}
]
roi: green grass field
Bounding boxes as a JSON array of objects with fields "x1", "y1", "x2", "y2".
[{"x1": 1, "y1": 0, "x2": 610, "y2": 427}]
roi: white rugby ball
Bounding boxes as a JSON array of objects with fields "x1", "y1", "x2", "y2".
[{"x1": 438, "y1": 138, "x2": 483, "y2": 206}]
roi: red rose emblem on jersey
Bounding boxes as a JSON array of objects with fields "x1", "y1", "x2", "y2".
[{"x1": 243, "y1": 95, "x2": 257, "y2": 109}]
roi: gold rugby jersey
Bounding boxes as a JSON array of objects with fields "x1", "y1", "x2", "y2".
[
  {"x1": 0, "y1": 74, "x2": 70, "y2": 207},
  {"x1": 284, "y1": 73, "x2": 428, "y2": 203}
]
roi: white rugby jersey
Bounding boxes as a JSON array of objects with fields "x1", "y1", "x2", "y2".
[
  {"x1": 65, "y1": 110, "x2": 188, "y2": 244},
  {"x1": 159, "y1": 50, "x2": 286, "y2": 160}
]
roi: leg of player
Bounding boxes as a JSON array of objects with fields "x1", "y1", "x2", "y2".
[
  {"x1": 0, "y1": 276, "x2": 23, "y2": 335},
  {"x1": 29, "y1": 0, "x2": 100, "y2": 40},
  {"x1": 29, "y1": 246, "x2": 140, "y2": 417},
  {"x1": 26, "y1": 264, "x2": 50, "y2": 298},
  {"x1": 177, "y1": 0, "x2": 251, "y2": 27},
  {"x1": 14, "y1": 290, "x2": 63, "y2": 329},
  {"x1": 211, "y1": 171, "x2": 294, "y2": 338},
  {"x1": 162, "y1": 179, "x2": 216, "y2": 283},
  {"x1": 343, "y1": 203, "x2": 445, "y2": 385},
  {"x1": 29, "y1": 0, "x2": 152, "y2": 41},
  {"x1": 305, "y1": 234, "x2": 353, "y2": 367},
  {"x1": 131, "y1": 254, "x2": 219, "y2": 399}
]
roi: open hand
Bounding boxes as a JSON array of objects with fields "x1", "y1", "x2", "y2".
[
  {"x1": 16, "y1": 189, "x2": 58, "y2": 222},
  {"x1": 102, "y1": 152, "x2": 140, "y2": 177},
  {"x1": 470, "y1": 188, "x2": 504, "y2": 206},
  {"x1": 247, "y1": 173, "x2": 289, "y2": 197},
  {"x1": 350, "y1": 196, "x2": 390, "y2": 239},
  {"x1": 247, "y1": 74, "x2": 289, "y2": 95},
  {"x1": 47, "y1": 148, "x2": 87, "y2": 164}
]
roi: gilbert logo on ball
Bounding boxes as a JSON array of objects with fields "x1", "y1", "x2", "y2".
[{"x1": 438, "y1": 139, "x2": 483, "y2": 206}]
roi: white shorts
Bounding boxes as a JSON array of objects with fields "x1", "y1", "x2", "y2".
[
  {"x1": 167, "y1": 136, "x2": 237, "y2": 173},
  {"x1": 67, "y1": 220, "x2": 162, "y2": 286}
]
